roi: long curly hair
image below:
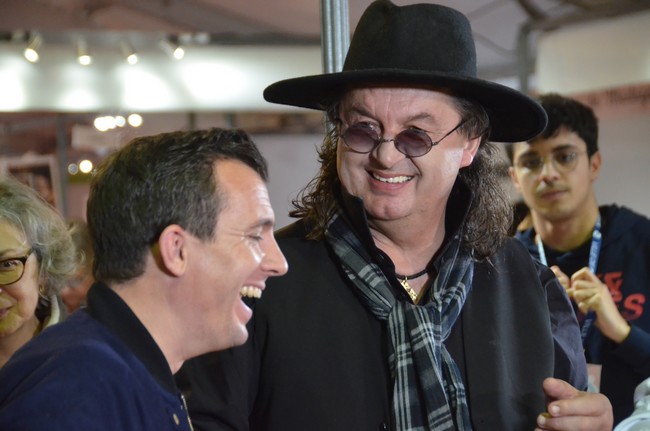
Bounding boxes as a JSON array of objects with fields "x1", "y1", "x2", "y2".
[{"x1": 289, "y1": 93, "x2": 513, "y2": 260}]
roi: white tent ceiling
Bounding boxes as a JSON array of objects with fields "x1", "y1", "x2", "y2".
[{"x1": 1, "y1": 0, "x2": 649, "y2": 153}]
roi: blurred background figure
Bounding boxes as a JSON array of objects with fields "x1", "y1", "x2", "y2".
[
  {"x1": 509, "y1": 93, "x2": 650, "y2": 425},
  {"x1": 60, "y1": 219, "x2": 94, "y2": 313},
  {"x1": 0, "y1": 176, "x2": 77, "y2": 368}
]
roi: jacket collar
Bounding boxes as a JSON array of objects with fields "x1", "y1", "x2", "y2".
[{"x1": 84, "y1": 282, "x2": 178, "y2": 394}]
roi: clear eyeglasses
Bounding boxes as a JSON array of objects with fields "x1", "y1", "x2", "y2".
[{"x1": 515, "y1": 149, "x2": 587, "y2": 174}]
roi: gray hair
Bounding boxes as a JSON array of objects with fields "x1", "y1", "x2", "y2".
[{"x1": 0, "y1": 176, "x2": 77, "y2": 295}]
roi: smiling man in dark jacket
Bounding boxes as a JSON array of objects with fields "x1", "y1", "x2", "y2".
[{"x1": 178, "y1": 2, "x2": 613, "y2": 430}]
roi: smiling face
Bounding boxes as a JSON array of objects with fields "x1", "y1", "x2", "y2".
[
  {"x1": 336, "y1": 87, "x2": 480, "y2": 226},
  {"x1": 0, "y1": 220, "x2": 40, "y2": 342},
  {"x1": 510, "y1": 127, "x2": 601, "y2": 224},
  {"x1": 183, "y1": 159, "x2": 288, "y2": 353}
]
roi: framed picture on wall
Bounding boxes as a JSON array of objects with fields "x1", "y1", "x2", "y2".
[{"x1": 0, "y1": 154, "x2": 62, "y2": 212}]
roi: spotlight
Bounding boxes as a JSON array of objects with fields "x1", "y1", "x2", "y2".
[
  {"x1": 77, "y1": 37, "x2": 92, "y2": 66},
  {"x1": 160, "y1": 36, "x2": 185, "y2": 60},
  {"x1": 119, "y1": 39, "x2": 138, "y2": 65},
  {"x1": 67, "y1": 163, "x2": 79, "y2": 175},
  {"x1": 127, "y1": 113, "x2": 143, "y2": 127},
  {"x1": 79, "y1": 160, "x2": 94, "y2": 174},
  {"x1": 24, "y1": 33, "x2": 42, "y2": 63},
  {"x1": 94, "y1": 116, "x2": 114, "y2": 132}
]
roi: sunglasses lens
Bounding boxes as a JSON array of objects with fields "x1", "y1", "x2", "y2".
[
  {"x1": 342, "y1": 126, "x2": 378, "y2": 153},
  {"x1": 394, "y1": 130, "x2": 432, "y2": 157}
]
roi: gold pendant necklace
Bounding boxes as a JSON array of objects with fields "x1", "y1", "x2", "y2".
[
  {"x1": 395, "y1": 267, "x2": 429, "y2": 303},
  {"x1": 398, "y1": 277, "x2": 419, "y2": 302}
]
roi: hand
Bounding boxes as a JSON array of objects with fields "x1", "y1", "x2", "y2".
[
  {"x1": 535, "y1": 377, "x2": 612, "y2": 431},
  {"x1": 567, "y1": 267, "x2": 630, "y2": 343},
  {"x1": 550, "y1": 265, "x2": 570, "y2": 292}
]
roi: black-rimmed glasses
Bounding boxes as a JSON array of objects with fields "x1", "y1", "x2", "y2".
[
  {"x1": 0, "y1": 249, "x2": 34, "y2": 286},
  {"x1": 339, "y1": 119, "x2": 467, "y2": 158}
]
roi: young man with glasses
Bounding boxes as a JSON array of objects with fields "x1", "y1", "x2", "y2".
[
  {"x1": 177, "y1": 2, "x2": 612, "y2": 430},
  {"x1": 509, "y1": 93, "x2": 650, "y2": 426}
]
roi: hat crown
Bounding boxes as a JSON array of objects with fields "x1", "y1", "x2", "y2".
[
  {"x1": 344, "y1": 0, "x2": 477, "y2": 78},
  {"x1": 263, "y1": 0, "x2": 547, "y2": 142}
]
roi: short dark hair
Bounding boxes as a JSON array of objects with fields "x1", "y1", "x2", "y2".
[
  {"x1": 505, "y1": 93, "x2": 599, "y2": 163},
  {"x1": 537, "y1": 93, "x2": 598, "y2": 156},
  {"x1": 87, "y1": 128, "x2": 268, "y2": 283}
]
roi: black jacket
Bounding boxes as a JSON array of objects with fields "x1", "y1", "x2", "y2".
[{"x1": 178, "y1": 188, "x2": 586, "y2": 431}]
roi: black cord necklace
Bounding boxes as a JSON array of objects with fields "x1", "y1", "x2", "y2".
[
  {"x1": 395, "y1": 267, "x2": 429, "y2": 280},
  {"x1": 395, "y1": 267, "x2": 429, "y2": 303}
]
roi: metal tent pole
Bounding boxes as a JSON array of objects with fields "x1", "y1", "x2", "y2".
[{"x1": 320, "y1": 0, "x2": 350, "y2": 74}]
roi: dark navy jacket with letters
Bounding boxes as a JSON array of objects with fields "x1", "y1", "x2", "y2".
[{"x1": 517, "y1": 205, "x2": 650, "y2": 425}]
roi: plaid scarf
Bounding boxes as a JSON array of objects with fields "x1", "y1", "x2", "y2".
[{"x1": 325, "y1": 211, "x2": 474, "y2": 431}]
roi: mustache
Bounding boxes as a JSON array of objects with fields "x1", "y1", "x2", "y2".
[{"x1": 536, "y1": 184, "x2": 568, "y2": 196}]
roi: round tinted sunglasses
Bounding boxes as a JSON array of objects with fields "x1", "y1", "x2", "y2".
[{"x1": 339, "y1": 119, "x2": 466, "y2": 158}]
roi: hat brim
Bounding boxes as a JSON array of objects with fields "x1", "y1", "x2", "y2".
[{"x1": 263, "y1": 69, "x2": 547, "y2": 143}]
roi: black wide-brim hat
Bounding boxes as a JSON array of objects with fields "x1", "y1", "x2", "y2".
[{"x1": 264, "y1": 0, "x2": 547, "y2": 143}]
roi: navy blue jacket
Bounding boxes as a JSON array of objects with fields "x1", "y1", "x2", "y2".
[
  {"x1": 0, "y1": 283, "x2": 192, "y2": 431},
  {"x1": 517, "y1": 205, "x2": 650, "y2": 425}
]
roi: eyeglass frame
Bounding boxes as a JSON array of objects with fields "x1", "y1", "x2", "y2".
[
  {"x1": 0, "y1": 248, "x2": 34, "y2": 287},
  {"x1": 514, "y1": 147, "x2": 589, "y2": 174},
  {"x1": 338, "y1": 118, "x2": 467, "y2": 158}
]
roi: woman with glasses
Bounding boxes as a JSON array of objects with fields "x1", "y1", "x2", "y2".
[{"x1": 0, "y1": 176, "x2": 76, "y2": 368}]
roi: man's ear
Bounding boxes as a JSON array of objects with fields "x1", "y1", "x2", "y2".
[
  {"x1": 157, "y1": 224, "x2": 188, "y2": 277},
  {"x1": 460, "y1": 136, "x2": 481, "y2": 167},
  {"x1": 589, "y1": 150, "x2": 602, "y2": 182},
  {"x1": 509, "y1": 165, "x2": 523, "y2": 195}
]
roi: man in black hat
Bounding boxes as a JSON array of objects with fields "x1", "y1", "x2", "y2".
[{"x1": 177, "y1": 1, "x2": 612, "y2": 429}]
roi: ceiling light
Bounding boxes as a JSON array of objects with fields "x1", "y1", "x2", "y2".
[
  {"x1": 127, "y1": 113, "x2": 143, "y2": 127},
  {"x1": 68, "y1": 163, "x2": 79, "y2": 175},
  {"x1": 160, "y1": 36, "x2": 185, "y2": 60},
  {"x1": 78, "y1": 159, "x2": 94, "y2": 174},
  {"x1": 94, "y1": 116, "x2": 113, "y2": 132},
  {"x1": 24, "y1": 33, "x2": 42, "y2": 63},
  {"x1": 77, "y1": 38, "x2": 92, "y2": 66},
  {"x1": 120, "y1": 39, "x2": 138, "y2": 65}
]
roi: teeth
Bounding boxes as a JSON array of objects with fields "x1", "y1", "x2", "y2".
[
  {"x1": 372, "y1": 173, "x2": 412, "y2": 184},
  {"x1": 240, "y1": 286, "x2": 262, "y2": 299}
]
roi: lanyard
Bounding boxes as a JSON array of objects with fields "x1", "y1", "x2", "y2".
[{"x1": 536, "y1": 215, "x2": 602, "y2": 343}]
